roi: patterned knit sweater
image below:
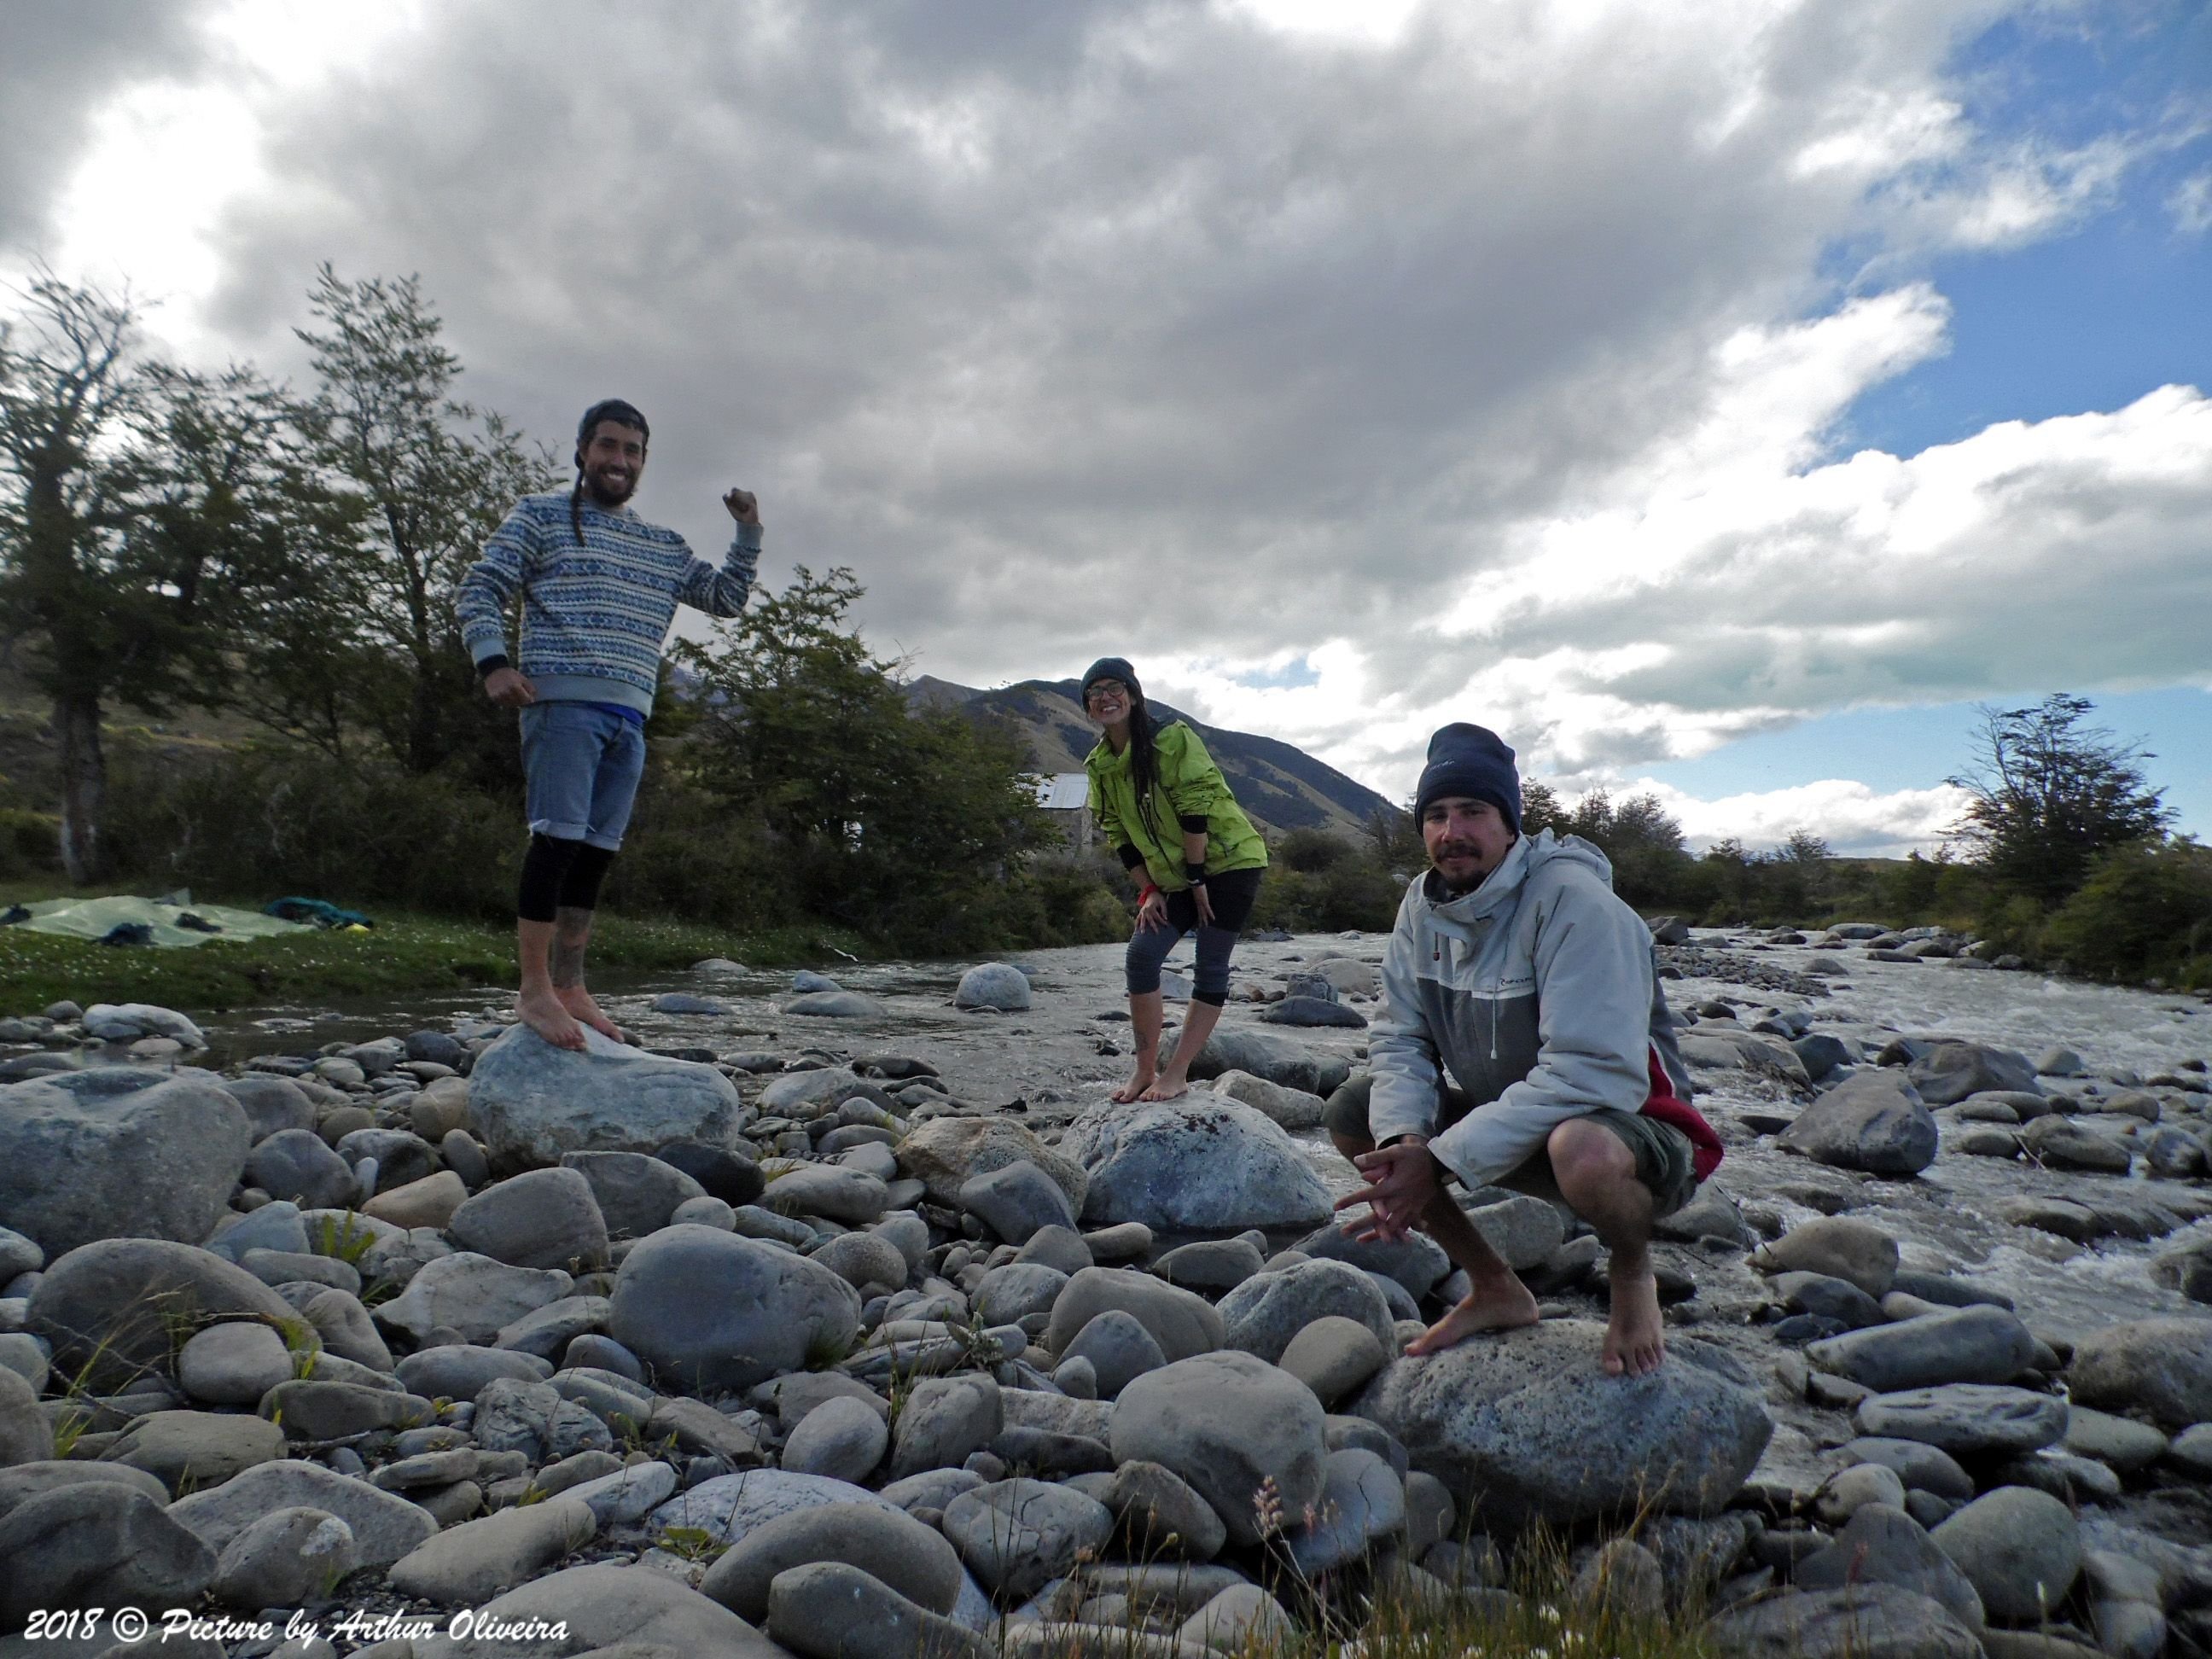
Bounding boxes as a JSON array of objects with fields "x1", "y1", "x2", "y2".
[{"x1": 457, "y1": 491, "x2": 760, "y2": 717}]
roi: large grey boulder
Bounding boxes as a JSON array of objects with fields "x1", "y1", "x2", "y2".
[
  {"x1": 1287, "y1": 1447, "x2": 1404, "y2": 1575},
  {"x1": 896, "y1": 1117, "x2": 1087, "y2": 1213},
  {"x1": 0, "y1": 1367, "x2": 50, "y2": 1466},
  {"x1": 1062, "y1": 1098, "x2": 1333, "y2": 1231},
  {"x1": 1931, "y1": 1486, "x2": 2081, "y2": 1622},
  {"x1": 953, "y1": 963, "x2": 1032, "y2": 1011},
  {"x1": 2068, "y1": 1316, "x2": 2212, "y2": 1429},
  {"x1": 464, "y1": 1023, "x2": 741, "y2": 1168},
  {"x1": 27, "y1": 1238, "x2": 298, "y2": 1392},
  {"x1": 609, "y1": 1224, "x2": 862, "y2": 1392},
  {"x1": 210, "y1": 1505, "x2": 357, "y2": 1610},
  {"x1": 387, "y1": 1498, "x2": 599, "y2": 1605},
  {"x1": 700, "y1": 1500, "x2": 963, "y2": 1621},
  {"x1": 1780, "y1": 1072, "x2": 1938, "y2": 1176},
  {"x1": 219, "y1": 1075, "x2": 317, "y2": 1143},
  {"x1": 1217, "y1": 1258, "x2": 1396, "y2": 1364},
  {"x1": 1753, "y1": 1217, "x2": 1900, "y2": 1297},
  {"x1": 1190, "y1": 1029, "x2": 1331, "y2": 1093},
  {"x1": 1908, "y1": 1042, "x2": 2040, "y2": 1106},
  {"x1": 245, "y1": 1129, "x2": 357, "y2": 1210},
  {"x1": 0, "y1": 1072, "x2": 250, "y2": 1257},
  {"x1": 1111, "y1": 1351, "x2": 1328, "y2": 1547},
  {"x1": 372, "y1": 1252, "x2": 574, "y2": 1347},
  {"x1": 941, "y1": 1477, "x2": 1113, "y2": 1601},
  {"x1": 1705, "y1": 1584, "x2": 1983, "y2": 1658},
  {"x1": 416, "y1": 1561, "x2": 783, "y2": 1658},
  {"x1": 559, "y1": 1150, "x2": 707, "y2": 1239},
  {"x1": 1351, "y1": 1321, "x2": 1773, "y2": 1528},
  {"x1": 1804, "y1": 1305, "x2": 2036, "y2": 1392},
  {"x1": 104, "y1": 1409, "x2": 288, "y2": 1493},
  {"x1": 1794, "y1": 1504, "x2": 1983, "y2": 1632},
  {"x1": 1209, "y1": 1069, "x2": 1327, "y2": 1131},
  {"x1": 1289, "y1": 1220, "x2": 1451, "y2": 1301},
  {"x1": 1043, "y1": 1266, "x2": 1224, "y2": 1362},
  {"x1": 0, "y1": 1483, "x2": 215, "y2": 1624},
  {"x1": 168, "y1": 1459, "x2": 436, "y2": 1571},
  {"x1": 959, "y1": 1161, "x2": 1076, "y2": 1243},
  {"x1": 888, "y1": 1375, "x2": 1002, "y2": 1480},
  {"x1": 446, "y1": 1167, "x2": 610, "y2": 1270},
  {"x1": 1061, "y1": 1310, "x2": 1168, "y2": 1399},
  {"x1": 766, "y1": 1562, "x2": 990, "y2": 1659}
]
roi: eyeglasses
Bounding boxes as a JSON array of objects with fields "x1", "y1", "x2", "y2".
[{"x1": 1085, "y1": 681, "x2": 1129, "y2": 707}]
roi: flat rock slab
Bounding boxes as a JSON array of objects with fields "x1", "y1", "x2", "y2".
[
  {"x1": 1852, "y1": 1385, "x2": 2069, "y2": 1458},
  {"x1": 167, "y1": 1456, "x2": 437, "y2": 1569}
]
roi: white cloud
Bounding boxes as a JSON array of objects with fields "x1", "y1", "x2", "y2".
[
  {"x1": 2172, "y1": 168, "x2": 2212, "y2": 236},
  {"x1": 1615, "y1": 777, "x2": 1974, "y2": 857}
]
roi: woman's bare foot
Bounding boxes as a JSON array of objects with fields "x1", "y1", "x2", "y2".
[
  {"x1": 1403, "y1": 1276, "x2": 1541, "y2": 1355},
  {"x1": 517, "y1": 987, "x2": 586, "y2": 1051},
  {"x1": 1603, "y1": 1266, "x2": 1667, "y2": 1377},
  {"x1": 556, "y1": 986, "x2": 625, "y2": 1044},
  {"x1": 1137, "y1": 1066, "x2": 1191, "y2": 1102},
  {"x1": 1110, "y1": 1064, "x2": 1157, "y2": 1103}
]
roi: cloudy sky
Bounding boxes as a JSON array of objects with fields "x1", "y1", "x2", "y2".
[{"x1": 7, "y1": 0, "x2": 2209, "y2": 853}]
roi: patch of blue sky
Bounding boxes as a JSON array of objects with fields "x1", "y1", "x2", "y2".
[
  {"x1": 1231, "y1": 656, "x2": 1321, "y2": 690},
  {"x1": 1640, "y1": 687, "x2": 2212, "y2": 840},
  {"x1": 1834, "y1": 2, "x2": 2212, "y2": 460}
]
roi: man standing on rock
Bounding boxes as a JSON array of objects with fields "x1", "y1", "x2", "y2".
[
  {"x1": 458, "y1": 399, "x2": 762, "y2": 1050},
  {"x1": 1328, "y1": 724, "x2": 1714, "y2": 1377}
]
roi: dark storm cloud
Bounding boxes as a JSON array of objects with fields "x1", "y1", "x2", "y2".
[{"x1": 0, "y1": 3, "x2": 215, "y2": 247}]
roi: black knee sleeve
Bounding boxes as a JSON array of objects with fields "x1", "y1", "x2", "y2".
[
  {"x1": 558, "y1": 844, "x2": 615, "y2": 912},
  {"x1": 518, "y1": 833, "x2": 584, "y2": 923}
]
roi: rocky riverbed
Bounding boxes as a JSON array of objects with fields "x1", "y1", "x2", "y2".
[{"x1": 0, "y1": 923, "x2": 2207, "y2": 1658}]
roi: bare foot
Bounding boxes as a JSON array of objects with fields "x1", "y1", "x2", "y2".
[
  {"x1": 1603, "y1": 1266, "x2": 1666, "y2": 1377},
  {"x1": 1404, "y1": 1277, "x2": 1541, "y2": 1355},
  {"x1": 1138, "y1": 1068, "x2": 1191, "y2": 1102},
  {"x1": 1110, "y1": 1064, "x2": 1156, "y2": 1103},
  {"x1": 556, "y1": 986, "x2": 625, "y2": 1044},
  {"x1": 517, "y1": 987, "x2": 586, "y2": 1051}
]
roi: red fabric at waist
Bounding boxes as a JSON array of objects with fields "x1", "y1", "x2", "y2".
[{"x1": 1639, "y1": 1047, "x2": 1724, "y2": 1182}]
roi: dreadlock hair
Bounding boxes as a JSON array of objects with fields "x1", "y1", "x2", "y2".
[
  {"x1": 572, "y1": 398, "x2": 650, "y2": 546},
  {"x1": 1123, "y1": 687, "x2": 1167, "y2": 848}
]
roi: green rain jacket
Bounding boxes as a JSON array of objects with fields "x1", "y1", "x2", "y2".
[{"x1": 1084, "y1": 720, "x2": 1269, "y2": 892}]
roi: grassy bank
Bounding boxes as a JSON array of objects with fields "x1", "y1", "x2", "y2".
[{"x1": 0, "y1": 882, "x2": 866, "y2": 1016}]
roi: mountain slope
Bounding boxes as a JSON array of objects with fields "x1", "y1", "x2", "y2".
[{"x1": 910, "y1": 675, "x2": 1396, "y2": 838}]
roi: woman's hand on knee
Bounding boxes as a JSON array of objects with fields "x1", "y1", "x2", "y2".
[{"x1": 1137, "y1": 890, "x2": 1170, "y2": 932}]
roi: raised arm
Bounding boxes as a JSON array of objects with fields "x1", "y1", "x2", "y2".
[{"x1": 678, "y1": 487, "x2": 763, "y2": 618}]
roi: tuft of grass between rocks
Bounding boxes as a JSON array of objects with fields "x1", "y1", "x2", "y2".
[{"x1": 0, "y1": 881, "x2": 864, "y2": 1013}]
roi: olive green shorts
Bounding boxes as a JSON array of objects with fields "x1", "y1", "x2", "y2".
[{"x1": 1323, "y1": 1070, "x2": 1698, "y2": 1219}]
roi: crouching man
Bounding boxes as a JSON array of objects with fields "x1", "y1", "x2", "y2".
[{"x1": 1330, "y1": 723, "x2": 1714, "y2": 1377}]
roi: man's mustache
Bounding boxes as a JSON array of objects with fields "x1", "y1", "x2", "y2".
[{"x1": 1433, "y1": 840, "x2": 1483, "y2": 860}]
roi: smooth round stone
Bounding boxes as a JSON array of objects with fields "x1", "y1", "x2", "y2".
[
  {"x1": 178, "y1": 1320, "x2": 296, "y2": 1406},
  {"x1": 1931, "y1": 1486, "x2": 2081, "y2": 1621},
  {"x1": 780, "y1": 1395, "x2": 889, "y2": 1484}
]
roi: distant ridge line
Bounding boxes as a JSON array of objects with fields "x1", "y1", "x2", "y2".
[{"x1": 907, "y1": 673, "x2": 1396, "y2": 838}]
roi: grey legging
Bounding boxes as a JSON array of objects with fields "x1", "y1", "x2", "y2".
[{"x1": 1124, "y1": 866, "x2": 1265, "y2": 1007}]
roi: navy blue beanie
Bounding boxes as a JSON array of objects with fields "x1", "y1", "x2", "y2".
[
  {"x1": 1414, "y1": 724, "x2": 1522, "y2": 834},
  {"x1": 1080, "y1": 657, "x2": 1140, "y2": 700}
]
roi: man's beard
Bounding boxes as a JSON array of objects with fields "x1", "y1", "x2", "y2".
[
  {"x1": 584, "y1": 470, "x2": 635, "y2": 508},
  {"x1": 1434, "y1": 841, "x2": 1487, "y2": 894}
]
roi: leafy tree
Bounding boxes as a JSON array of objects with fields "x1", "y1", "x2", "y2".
[
  {"x1": 0, "y1": 276, "x2": 320, "y2": 880},
  {"x1": 675, "y1": 567, "x2": 1058, "y2": 952},
  {"x1": 288, "y1": 265, "x2": 556, "y2": 774},
  {"x1": 1947, "y1": 693, "x2": 2172, "y2": 904}
]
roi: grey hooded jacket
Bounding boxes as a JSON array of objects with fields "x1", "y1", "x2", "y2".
[{"x1": 1367, "y1": 829, "x2": 1689, "y2": 1190}]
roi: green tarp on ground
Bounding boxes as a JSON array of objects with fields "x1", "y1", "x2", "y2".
[{"x1": 12, "y1": 896, "x2": 317, "y2": 949}]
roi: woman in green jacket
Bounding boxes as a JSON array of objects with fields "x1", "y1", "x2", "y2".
[{"x1": 1080, "y1": 657, "x2": 1269, "y2": 1102}]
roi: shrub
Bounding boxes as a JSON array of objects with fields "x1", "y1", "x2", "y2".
[
  {"x1": 2041, "y1": 840, "x2": 2212, "y2": 985},
  {"x1": 0, "y1": 807, "x2": 60, "y2": 878}
]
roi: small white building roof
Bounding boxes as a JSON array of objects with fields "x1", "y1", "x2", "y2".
[{"x1": 1030, "y1": 772, "x2": 1091, "y2": 811}]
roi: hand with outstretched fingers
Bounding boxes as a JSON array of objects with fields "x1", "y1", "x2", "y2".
[{"x1": 1335, "y1": 1140, "x2": 1437, "y2": 1243}]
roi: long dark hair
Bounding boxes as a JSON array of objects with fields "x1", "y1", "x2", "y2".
[{"x1": 1124, "y1": 689, "x2": 1166, "y2": 847}]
